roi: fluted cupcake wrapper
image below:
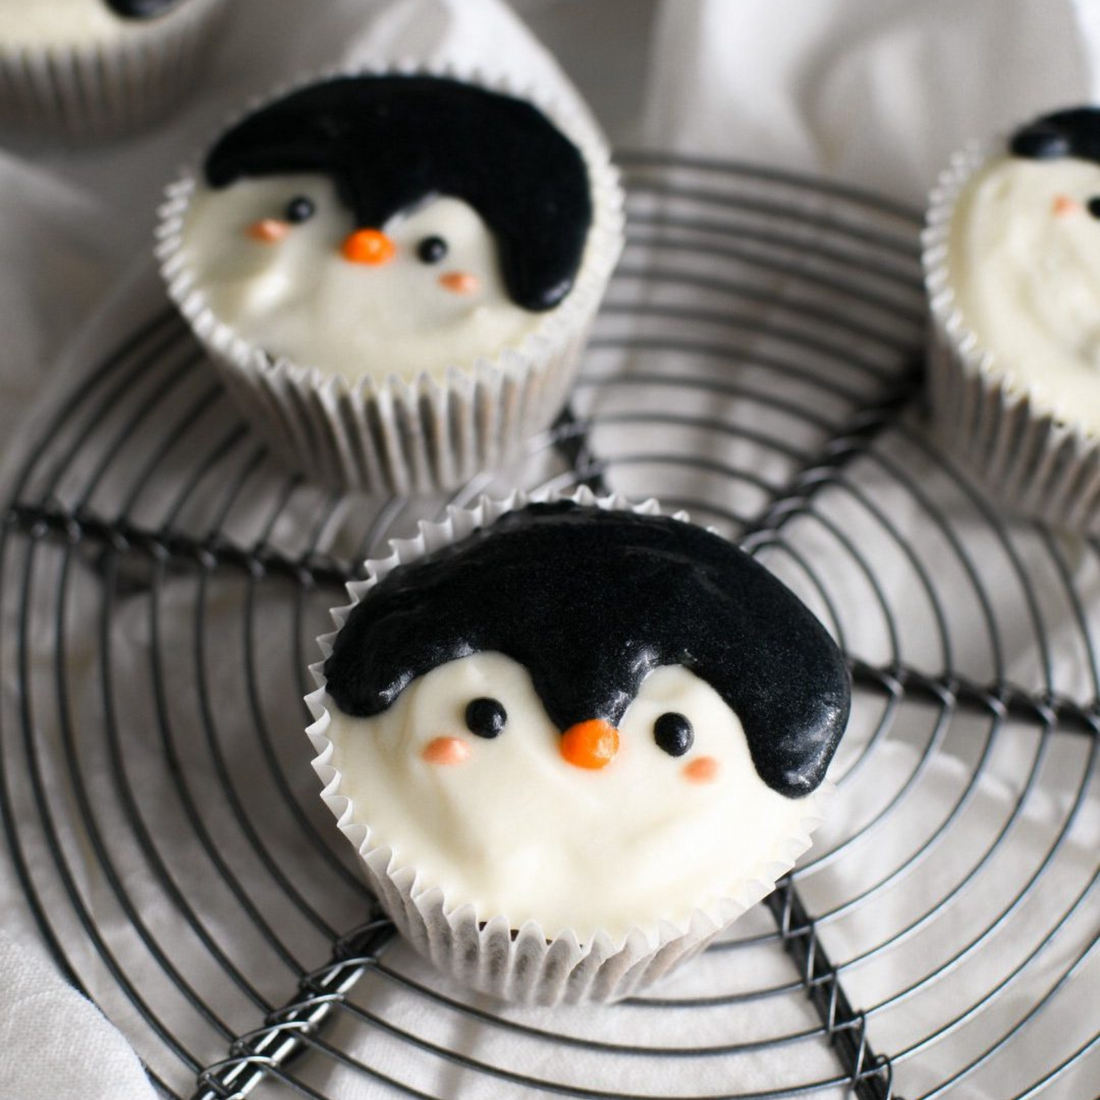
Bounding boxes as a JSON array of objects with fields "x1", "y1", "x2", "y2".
[
  {"x1": 0, "y1": 0, "x2": 227, "y2": 138},
  {"x1": 157, "y1": 61, "x2": 624, "y2": 495},
  {"x1": 923, "y1": 140, "x2": 1100, "y2": 532},
  {"x1": 305, "y1": 488, "x2": 831, "y2": 1006}
]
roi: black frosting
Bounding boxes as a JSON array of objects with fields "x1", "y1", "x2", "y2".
[
  {"x1": 324, "y1": 502, "x2": 851, "y2": 799},
  {"x1": 104, "y1": 0, "x2": 186, "y2": 18},
  {"x1": 1011, "y1": 107, "x2": 1100, "y2": 162},
  {"x1": 204, "y1": 75, "x2": 593, "y2": 312}
]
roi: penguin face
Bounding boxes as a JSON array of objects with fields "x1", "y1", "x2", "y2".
[
  {"x1": 950, "y1": 155, "x2": 1100, "y2": 379},
  {"x1": 319, "y1": 502, "x2": 849, "y2": 941},
  {"x1": 182, "y1": 174, "x2": 540, "y2": 379},
  {"x1": 323, "y1": 503, "x2": 850, "y2": 800},
  {"x1": 947, "y1": 106, "x2": 1100, "y2": 434},
  {"x1": 183, "y1": 75, "x2": 597, "y2": 380},
  {"x1": 325, "y1": 652, "x2": 816, "y2": 942}
]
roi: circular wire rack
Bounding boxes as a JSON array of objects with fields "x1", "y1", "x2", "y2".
[{"x1": 1, "y1": 154, "x2": 1097, "y2": 1100}]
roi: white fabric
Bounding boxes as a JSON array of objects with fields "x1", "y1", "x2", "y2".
[
  {"x1": 0, "y1": 932, "x2": 153, "y2": 1100},
  {"x1": 0, "y1": 1, "x2": 1097, "y2": 1098},
  {"x1": 640, "y1": 0, "x2": 1090, "y2": 200}
]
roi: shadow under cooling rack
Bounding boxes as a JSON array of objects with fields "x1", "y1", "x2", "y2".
[{"x1": 1, "y1": 154, "x2": 1097, "y2": 1100}]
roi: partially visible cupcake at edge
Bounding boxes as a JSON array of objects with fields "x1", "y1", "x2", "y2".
[
  {"x1": 0, "y1": 0, "x2": 228, "y2": 137},
  {"x1": 924, "y1": 106, "x2": 1100, "y2": 530},
  {"x1": 157, "y1": 69, "x2": 624, "y2": 494},
  {"x1": 306, "y1": 492, "x2": 851, "y2": 1005}
]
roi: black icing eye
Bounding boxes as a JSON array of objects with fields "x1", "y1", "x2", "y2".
[
  {"x1": 1088, "y1": 197, "x2": 1100, "y2": 220},
  {"x1": 417, "y1": 236, "x2": 448, "y2": 264},
  {"x1": 465, "y1": 697, "x2": 506, "y2": 739},
  {"x1": 284, "y1": 196, "x2": 315, "y2": 224},
  {"x1": 654, "y1": 712, "x2": 693, "y2": 757}
]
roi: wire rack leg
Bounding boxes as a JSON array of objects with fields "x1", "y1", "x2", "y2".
[
  {"x1": 767, "y1": 881, "x2": 895, "y2": 1100},
  {"x1": 191, "y1": 911, "x2": 395, "y2": 1100}
]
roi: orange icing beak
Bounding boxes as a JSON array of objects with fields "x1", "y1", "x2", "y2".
[
  {"x1": 246, "y1": 218, "x2": 290, "y2": 243},
  {"x1": 560, "y1": 719, "x2": 619, "y2": 770},
  {"x1": 439, "y1": 271, "x2": 480, "y2": 294},
  {"x1": 342, "y1": 228, "x2": 396, "y2": 265},
  {"x1": 421, "y1": 736, "x2": 471, "y2": 765}
]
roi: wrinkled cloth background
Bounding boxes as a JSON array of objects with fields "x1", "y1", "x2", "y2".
[{"x1": 0, "y1": 1, "x2": 1097, "y2": 1097}]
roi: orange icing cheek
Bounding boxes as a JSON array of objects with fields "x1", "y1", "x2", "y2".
[
  {"x1": 683, "y1": 756, "x2": 720, "y2": 783},
  {"x1": 1052, "y1": 193, "x2": 1081, "y2": 217},
  {"x1": 421, "y1": 736, "x2": 472, "y2": 766},
  {"x1": 439, "y1": 271, "x2": 480, "y2": 294},
  {"x1": 246, "y1": 218, "x2": 290, "y2": 242}
]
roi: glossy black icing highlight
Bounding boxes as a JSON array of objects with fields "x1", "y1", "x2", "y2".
[
  {"x1": 204, "y1": 75, "x2": 593, "y2": 312},
  {"x1": 324, "y1": 503, "x2": 851, "y2": 798},
  {"x1": 104, "y1": 0, "x2": 185, "y2": 18},
  {"x1": 1011, "y1": 107, "x2": 1100, "y2": 163}
]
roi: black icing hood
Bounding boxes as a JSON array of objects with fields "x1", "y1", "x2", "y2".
[
  {"x1": 1011, "y1": 107, "x2": 1100, "y2": 162},
  {"x1": 323, "y1": 502, "x2": 851, "y2": 799},
  {"x1": 104, "y1": 0, "x2": 186, "y2": 18}
]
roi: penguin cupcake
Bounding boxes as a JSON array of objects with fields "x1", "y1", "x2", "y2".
[
  {"x1": 307, "y1": 493, "x2": 850, "y2": 1004},
  {"x1": 0, "y1": 0, "x2": 227, "y2": 137},
  {"x1": 158, "y1": 71, "x2": 623, "y2": 493},
  {"x1": 925, "y1": 107, "x2": 1100, "y2": 529}
]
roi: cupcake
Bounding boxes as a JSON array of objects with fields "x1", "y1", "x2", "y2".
[
  {"x1": 924, "y1": 107, "x2": 1100, "y2": 530},
  {"x1": 157, "y1": 70, "x2": 624, "y2": 494},
  {"x1": 306, "y1": 492, "x2": 850, "y2": 1005},
  {"x1": 0, "y1": 0, "x2": 228, "y2": 138}
]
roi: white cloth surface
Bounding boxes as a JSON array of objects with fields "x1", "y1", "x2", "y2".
[
  {"x1": 0, "y1": 932, "x2": 154, "y2": 1100},
  {"x1": 0, "y1": 1, "x2": 1098, "y2": 1098}
]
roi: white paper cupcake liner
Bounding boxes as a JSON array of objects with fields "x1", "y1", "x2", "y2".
[
  {"x1": 0, "y1": 0, "x2": 228, "y2": 138},
  {"x1": 305, "y1": 487, "x2": 832, "y2": 1006},
  {"x1": 923, "y1": 140, "x2": 1100, "y2": 532},
  {"x1": 156, "y1": 62, "x2": 625, "y2": 495}
]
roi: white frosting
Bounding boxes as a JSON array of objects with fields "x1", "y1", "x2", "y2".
[
  {"x1": 947, "y1": 155, "x2": 1100, "y2": 435},
  {"x1": 179, "y1": 174, "x2": 545, "y2": 381},
  {"x1": 325, "y1": 652, "x2": 815, "y2": 942},
  {"x1": 0, "y1": 0, "x2": 182, "y2": 44}
]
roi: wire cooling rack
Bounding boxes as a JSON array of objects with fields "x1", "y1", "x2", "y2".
[{"x1": 2, "y1": 154, "x2": 1098, "y2": 1100}]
